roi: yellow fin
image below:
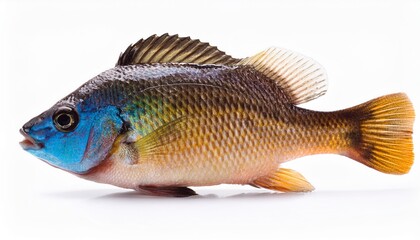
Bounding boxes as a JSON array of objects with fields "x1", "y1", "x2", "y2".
[
  {"x1": 117, "y1": 33, "x2": 240, "y2": 66},
  {"x1": 252, "y1": 168, "x2": 314, "y2": 192},
  {"x1": 131, "y1": 116, "x2": 187, "y2": 163},
  {"x1": 345, "y1": 93, "x2": 414, "y2": 174},
  {"x1": 238, "y1": 47, "x2": 328, "y2": 105}
]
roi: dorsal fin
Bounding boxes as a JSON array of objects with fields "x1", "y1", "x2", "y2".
[
  {"x1": 116, "y1": 33, "x2": 241, "y2": 66},
  {"x1": 238, "y1": 47, "x2": 328, "y2": 105}
]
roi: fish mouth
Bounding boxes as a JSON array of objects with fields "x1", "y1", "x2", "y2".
[{"x1": 19, "y1": 128, "x2": 43, "y2": 150}]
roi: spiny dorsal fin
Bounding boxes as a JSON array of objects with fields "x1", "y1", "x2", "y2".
[
  {"x1": 117, "y1": 33, "x2": 241, "y2": 66},
  {"x1": 238, "y1": 47, "x2": 328, "y2": 105}
]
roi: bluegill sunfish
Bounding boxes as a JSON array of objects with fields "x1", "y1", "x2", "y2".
[{"x1": 20, "y1": 34, "x2": 414, "y2": 197}]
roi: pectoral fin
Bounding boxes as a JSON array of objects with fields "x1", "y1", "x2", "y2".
[
  {"x1": 252, "y1": 168, "x2": 314, "y2": 192},
  {"x1": 132, "y1": 116, "x2": 187, "y2": 163}
]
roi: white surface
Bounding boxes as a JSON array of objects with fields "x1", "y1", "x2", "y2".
[{"x1": 1, "y1": 0, "x2": 419, "y2": 239}]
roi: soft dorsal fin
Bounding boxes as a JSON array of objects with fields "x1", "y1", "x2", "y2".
[
  {"x1": 117, "y1": 33, "x2": 241, "y2": 66},
  {"x1": 238, "y1": 47, "x2": 328, "y2": 105}
]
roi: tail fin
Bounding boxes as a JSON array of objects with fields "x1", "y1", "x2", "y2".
[{"x1": 346, "y1": 93, "x2": 414, "y2": 174}]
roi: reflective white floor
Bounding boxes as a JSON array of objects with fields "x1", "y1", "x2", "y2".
[{"x1": 2, "y1": 185, "x2": 419, "y2": 240}]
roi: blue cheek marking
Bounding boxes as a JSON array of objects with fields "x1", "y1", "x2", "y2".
[
  {"x1": 28, "y1": 113, "x2": 94, "y2": 173},
  {"x1": 27, "y1": 106, "x2": 123, "y2": 174},
  {"x1": 79, "y1": 106, "x2": 124, "y2": 172}
]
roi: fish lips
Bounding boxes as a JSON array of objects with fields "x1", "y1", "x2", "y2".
[{"x1": 19, "y1": 128, "x2": 43, "y2": 150}]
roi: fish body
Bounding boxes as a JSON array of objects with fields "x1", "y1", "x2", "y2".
[
  {"x1": 79, "y1": 64, "x2": 353, "y2": 188},
  {"x1": 20, "y1": 34, "x2": 414, "y2": 196}
]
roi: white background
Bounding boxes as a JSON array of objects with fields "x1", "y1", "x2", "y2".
[{"x1": 1, "y1": 0, "x2": 419, "y2": 239}]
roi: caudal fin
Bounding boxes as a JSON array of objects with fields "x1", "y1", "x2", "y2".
[{"x1": 346, "y1": 93, "x2": 414, "y2": 174}]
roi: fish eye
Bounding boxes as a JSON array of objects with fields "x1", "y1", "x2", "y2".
[{"x1": 53, "y1": 106, "x2": 79, "y2": 132}]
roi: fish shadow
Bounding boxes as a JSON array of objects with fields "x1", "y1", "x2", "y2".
[
  {"x1": 95, "y1": 189, "x2": 307, "y2": 200},
  {"x1": 46, "y1": 187, "x2": 416, "y2": 201}
]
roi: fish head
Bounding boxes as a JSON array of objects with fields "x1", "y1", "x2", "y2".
[{"x1": 20, "y1": 98, "x2": 124, "y2": 174}]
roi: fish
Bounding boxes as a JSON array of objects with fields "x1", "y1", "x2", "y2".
[{"x1": 20, "y1": 34, "x2": 415, "y2": 197}]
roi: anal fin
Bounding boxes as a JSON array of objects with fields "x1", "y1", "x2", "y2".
[{"x1": 252, "y1": 168, "x2": 314, "y2": 192}]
